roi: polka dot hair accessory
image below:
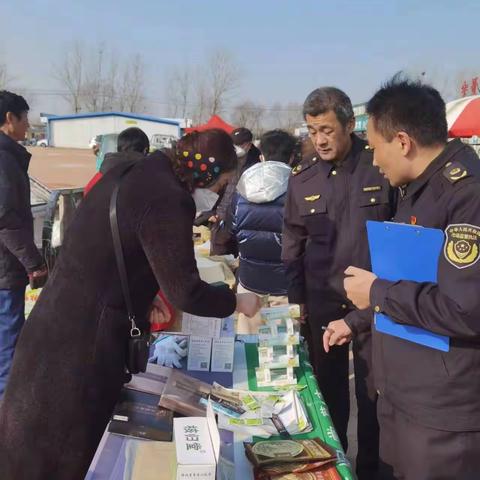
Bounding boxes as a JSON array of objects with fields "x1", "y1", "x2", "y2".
[{"x1": 181, "y1": 150, "x2": 222, "y2": 187}]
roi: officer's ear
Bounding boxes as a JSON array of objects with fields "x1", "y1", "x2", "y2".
[
  {"x1": 396, "y1": 131, "x2": 413, "y2": 157},
  {"x1": 345, "y1": 117, "x2": 355, "y2": 135}
]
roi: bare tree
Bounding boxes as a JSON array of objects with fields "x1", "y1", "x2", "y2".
[
  {"x1": 268, "y1": 102, "x2": 303, "y2": 133},
  {"x1": 0, "y1": 62, "x2": 9, "y2": 90},
  {"x1": 192, "y1": 70, "x2": 209, "y2": 124},
  {"x1": 231, "y1": 100, "x2": 266, "y2": 136},
  {"x1": 165, "y1": 66, "x2": 192, "y2": 118},
  {"x1": 102, "y1": 53, "x2": 119, "y2": 112},
  {"x1": 81, "y1": 44, "x2": 106, "y2": 112},
  {"x1": 54, "y1": 42, "x2": 84, "y2": 113},
  {"x1": 205, "y1": 49, "x2": 241, "y2": 116},
  {"x1": 122, "y1": 54, "x2": 146, "y2": 113}
]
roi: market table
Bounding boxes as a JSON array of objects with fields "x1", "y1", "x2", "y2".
[{"x1": 86, "y1": 338, "x2": 354, "y2": 479}]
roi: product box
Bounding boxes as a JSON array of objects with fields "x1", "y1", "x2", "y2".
[
  {"x1": 255, "y1": 366, "x2": 297, "y2": 387},
  {"x1": 174, "y1": 401, "x2": 220, "y2": 480},
  {"x1": 210, "y1": 337, "x2": 235, "y2": 373},
  {"x1": 108, "y1": 389, "x2": 173, "y2": 441},
  {"x1": 258, "y1": 345, "x2": 299, "y2": 369},
  {"x1": 182, "y1": 313, "x2": 223, "y2": 338},
  {"x1": 187, "y1": 336, "x2": 212, "y2": 371}
]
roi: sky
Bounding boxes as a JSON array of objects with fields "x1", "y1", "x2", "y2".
[{"x1": 1, "y1": 0, "x2": 478, "y2": 120}]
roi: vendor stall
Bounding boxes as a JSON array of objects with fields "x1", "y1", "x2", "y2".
[{"x1": 86, "y1": 337, "x2": 354, "y2": 480}]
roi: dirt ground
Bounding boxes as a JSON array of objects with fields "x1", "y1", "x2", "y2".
[{"x1": 27, "y1": 146, "x2": 97, "y2": 190}]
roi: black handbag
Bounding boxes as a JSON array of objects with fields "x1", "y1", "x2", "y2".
[{"x1": 109, "y1": 167, "x2": 150, "y2": 374}]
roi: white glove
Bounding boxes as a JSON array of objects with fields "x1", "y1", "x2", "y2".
[{"x1": 148, "y1": 336, "x2": 188, "y2": 368}]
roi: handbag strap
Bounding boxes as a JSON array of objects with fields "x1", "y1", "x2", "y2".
[{"x1": 109, "y1": 164, "x2": 140, "y2": 338}]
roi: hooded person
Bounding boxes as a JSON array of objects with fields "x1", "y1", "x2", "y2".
[
  {"x1": 0, "y1": 128, "x2": 261, "y2": 480},
  {"x1": 231, "y1": 129, "x2": 296, "y2": 333}
]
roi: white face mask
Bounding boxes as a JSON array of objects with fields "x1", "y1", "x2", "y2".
[
  {"x1": 192, "y1": 188, "x2": 219, "y2": 213},
  {"x1": 235, "y1": 145, "x2": 246, "y2": 157}
]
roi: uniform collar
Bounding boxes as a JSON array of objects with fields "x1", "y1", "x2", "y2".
[
  {"x1": 404, "y1": 139, "x2": 464, "y2": 199},
  {"x1": 317, "y1": 134, "x2": 365, "y2": 178}
]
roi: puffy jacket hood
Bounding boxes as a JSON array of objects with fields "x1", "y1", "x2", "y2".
[{"x1": 236, "y1": 161, "x2": 291, "y2": 204}]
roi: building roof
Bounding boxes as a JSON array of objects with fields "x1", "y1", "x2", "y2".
[{"x1": 47, "y1": 112, "x2": 180, "y2": 126}]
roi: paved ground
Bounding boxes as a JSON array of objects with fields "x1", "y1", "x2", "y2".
[{"x1": 27, "y1": 146, "x2": 96, "y2": 190}]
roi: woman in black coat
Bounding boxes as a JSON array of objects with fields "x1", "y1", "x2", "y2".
[{"x1": 0, "y1": 129, "x2": 259, "y2": 480}]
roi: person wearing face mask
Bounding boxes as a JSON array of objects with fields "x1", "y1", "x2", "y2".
[
  {"x1": 0, "y1": 128, "x2": 261, "y2": 480},
  {"x1": 231, "y1": 127, "x2": 262, "y2": 172},
  {"x1": 282, "y1": 87, "x2": 396, "y2": 479},
  {"x1": 210, "y1": 127, "x2": 261, "y2": 255}
]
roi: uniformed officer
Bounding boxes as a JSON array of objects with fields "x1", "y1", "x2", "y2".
[
  {"x1": 282, "y1": 87, "x2": 395, "y2": 479},
  {"x1": 335, "y1": 77, "x2": 480, "y2": 479}
]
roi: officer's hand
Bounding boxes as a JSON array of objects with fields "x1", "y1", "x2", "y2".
[
  {"x1": 344, "y1": 266, "x2": 377, "y2": 310},
  {"x1": 236, "y1": 293, "x2": 262, "y2": 318},
  {"x1": 323, "y1": 319, "x2": 353, "y2": 353}
]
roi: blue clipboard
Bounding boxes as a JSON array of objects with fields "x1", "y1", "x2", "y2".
[{"x1": 366, "y1": 221, "x2": 450, "y2": 352}]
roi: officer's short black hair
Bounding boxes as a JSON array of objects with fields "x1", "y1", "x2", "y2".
[
  {"x1": 231, "y1": 127, "x2": 253, "y2": 146},
  {"x1": 117, "y1": 127, "x2": 149, "y2": 154},
  {"x1": 260, "y1": 129, "x2": 296, "y2": 165},
  {"x1": 0, "y1": 91, "x2": 29, "y2": 126},
  {"x1": 367, "y1": 74, "x2": 448, "y2": 147},
  {"x1": 302, "y1": 87, "x2": 354, "y2": 128}
]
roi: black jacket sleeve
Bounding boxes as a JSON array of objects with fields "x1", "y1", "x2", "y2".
[
  {"x1": 370, "y1": 183, "x2": 480, "y2": 342},
  {"x1": 137, "y1": 196, "x2": 236, "y2": 317},
  {"x1": 344, "y1": 308, "x2": 373, "y2": 336},
  {"x1": 0, "y1": 155, "x2": 43, "y2": 272},
  {"x1": 282, "y1": 178, "x2": 308, "y2": 304}
]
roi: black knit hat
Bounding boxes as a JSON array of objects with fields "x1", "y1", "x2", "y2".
[{"x1": 231, "y1": 127, "x2": 253, "y2": 146}]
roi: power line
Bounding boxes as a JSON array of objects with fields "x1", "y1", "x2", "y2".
[{"x1": 21, "y1": 88, "x2": 303, "y2": 114}]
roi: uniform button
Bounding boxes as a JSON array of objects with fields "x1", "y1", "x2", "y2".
[
  {"x1": 310, "y1": 208, "x2": 316, "y2": 214},
  {"x1": 341, "y1": 304, "x2": 347, "y2": 309},
  {"x1": 374, "y1": 305, "x2": 381, "y2": 313},
  {"x1": 331, "y1": 170, "x2": 337, "y2": 176},
  {"x1": 370, "y1": 197, "x2": 376, "y2": 203},
  {"x1": 312, "y1": 157, "x2": 317, "y2": 162}
]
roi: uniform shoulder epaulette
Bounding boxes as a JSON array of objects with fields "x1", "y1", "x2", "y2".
[
  {"x1": 291, "y1": 156, "x2": 318, "y2": 176},
  {"x1": 443, "y1": 161, "x2": 470, "y2": 184}
]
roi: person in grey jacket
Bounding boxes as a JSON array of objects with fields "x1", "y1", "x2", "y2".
[{"x1": 0, "y1": 91, "x2": 46, "y2": 398}]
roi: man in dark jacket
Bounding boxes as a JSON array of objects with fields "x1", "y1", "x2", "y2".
[
  {"x1": 0, "y1": 91, "x2": 46, "y2": 398},
  {"x1": 232, "y1": 129, "x2": 296, "y2": 332},
  {"x1": 231, "y1": 127, "x2": 262, "y2": 171},
  {"x1": 339, "y1": 77, "x2": 480, "y2": 480},
  {"x1": 282, "y1": 87, "x2": 395, "y2": 479}
]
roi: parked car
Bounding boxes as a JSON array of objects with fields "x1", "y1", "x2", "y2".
[
  {"x1": 150, "y1": 133, "x2": 176, "y2": 152},
  {"x1": 37, "y1": 138, "x2": 48, "y2": 147}
]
